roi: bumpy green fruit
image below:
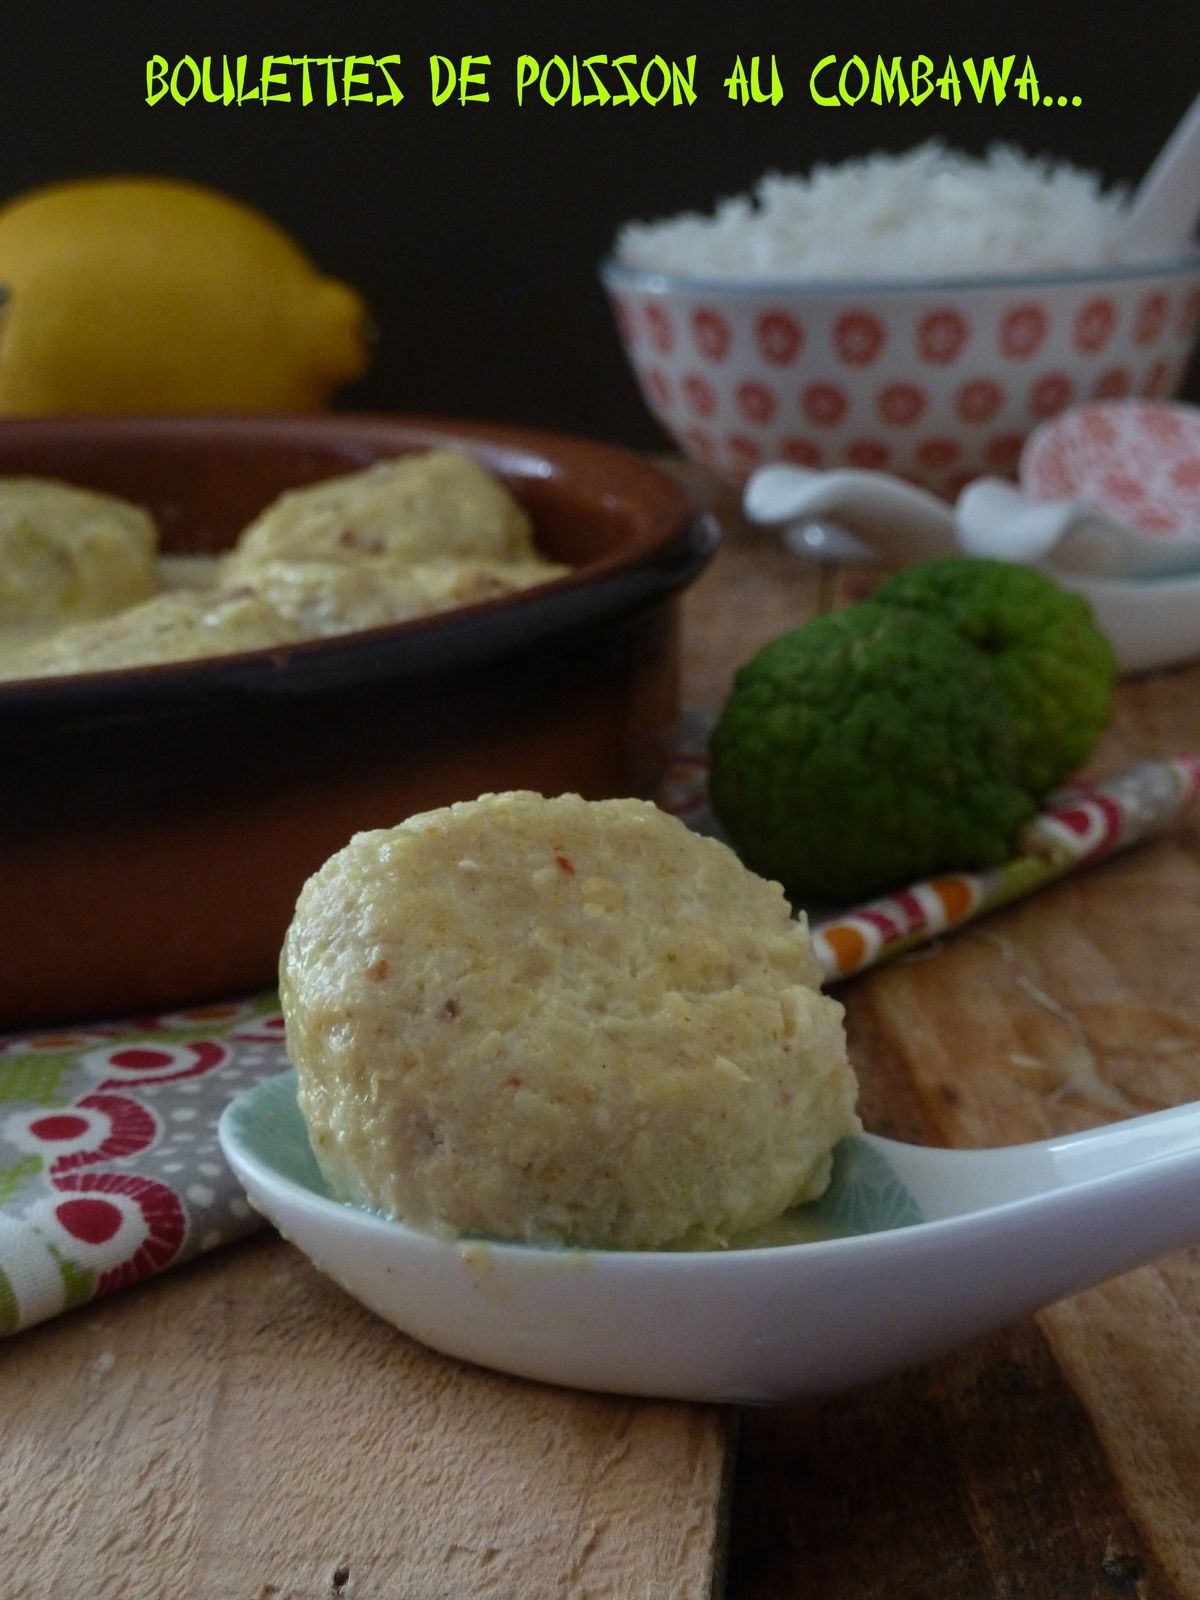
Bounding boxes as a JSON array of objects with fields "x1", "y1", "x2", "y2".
[
  {"x1": 709, "y1": 603, "x2": 1037, "y2": 903},
  {"x1": 873, "y1": 558, "x2": 1116, "y2": 797}
]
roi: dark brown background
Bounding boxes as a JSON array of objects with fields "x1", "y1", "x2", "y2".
[{"x1": 1, "y1": 0, "x2": 1197, "y2": 442}]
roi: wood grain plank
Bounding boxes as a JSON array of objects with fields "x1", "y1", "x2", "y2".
[
  {"x1": 0, "y1": 1234, "x2": 730, "y2": 1598},
  {"x1": 1042, "y1": 1270, "x2": 1200, "y2": 1593},
  {"x1": 728, "y1": 1323, "x2": 1181, "y2": 1600}
]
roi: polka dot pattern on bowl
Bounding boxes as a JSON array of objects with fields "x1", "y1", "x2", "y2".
[{"x1": 607, "y1": 266, "x2": 1200, "y2": 492}]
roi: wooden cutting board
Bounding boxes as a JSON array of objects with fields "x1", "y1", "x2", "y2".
[{"x1": 0, "y1": 1235, "x2": 731, "y2": 1596}]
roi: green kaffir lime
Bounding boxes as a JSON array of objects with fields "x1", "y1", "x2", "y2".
[
  {"x1": 709, "y1": 603, "x2": 1037, "y2": 903},
  {"x1": 873, "y1": 558, "x2": 1116, "y2": 797}
]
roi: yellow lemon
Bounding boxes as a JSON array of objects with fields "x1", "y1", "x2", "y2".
[{"x1": 0, "y1": 176, "x2": 370, "y2": 414}]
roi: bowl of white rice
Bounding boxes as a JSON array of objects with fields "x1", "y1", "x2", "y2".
[{"x1": 603, "y1": 144, "x2": 1200, "y2": 493}]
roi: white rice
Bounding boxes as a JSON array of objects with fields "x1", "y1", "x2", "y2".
[{"x1": 614, "y1": 142, "x2": 1145, "y2": 281}]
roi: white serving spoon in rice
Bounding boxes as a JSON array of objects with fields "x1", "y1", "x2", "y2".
[
  {"x1": 220, "y1": 1073, "x2": 1200, "y2": 1403},
  {"x1": 1119, "y1": 90, "x2": 1200, "y2": 259}
]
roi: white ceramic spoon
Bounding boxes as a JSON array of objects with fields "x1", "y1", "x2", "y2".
[
  {"x1": 744, "y1": 460, "x2": 1200, "y2": 580},
  {"x1": 954, "y1": 477, "x2": 1163, "y2": 577},
  {"x1": 1119, "y1": 90, "x2": 1200, "y2": 258},
  {"x1": 743, "y1": 463, "x2": 956, "y2": 565},
  {"x1": 219, "y1": 1073, "x2": 1200, "y2": 1404}
]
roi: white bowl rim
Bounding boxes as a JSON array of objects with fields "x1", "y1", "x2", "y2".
[{"x1": 599, "y1": 252, "x2": 1200, "y2": 299}]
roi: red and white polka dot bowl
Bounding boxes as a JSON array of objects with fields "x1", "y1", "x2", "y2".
[{"x1": 601, "y1": 257, "x2": 1200, "y2": 496}]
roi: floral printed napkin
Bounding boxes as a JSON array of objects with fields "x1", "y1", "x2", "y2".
[{"x1": 0, "y1": 996, "x2": 286, "y2": 1334}]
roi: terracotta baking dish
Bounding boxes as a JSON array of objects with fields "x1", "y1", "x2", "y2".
[{"x1": 0, "y1": 414, "x2": 717, "y2": 1028}]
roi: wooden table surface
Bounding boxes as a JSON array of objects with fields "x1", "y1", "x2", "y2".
[{"x1": 5, "y1": 480, "x2": 1200, "y2": 1597}]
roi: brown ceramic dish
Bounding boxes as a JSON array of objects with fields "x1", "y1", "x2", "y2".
[{"x1": 0, "y1": 414, "x2": 717, "y2": 1028}]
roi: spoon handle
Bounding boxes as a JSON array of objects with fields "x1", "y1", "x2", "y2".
[
  {"x1": 1124, "y1": 91, "x2": 1200, "y2": 252},
  {"x1": 1044, "y1": 1097, "x2": 1200, "y2": 1182},
  {"x1": 830, "y1": 1137, "x2": 1200, "y2": 1400},
  {"x1": 869, "y1": 1098, "x2": 1200, "y2": 1222}
]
